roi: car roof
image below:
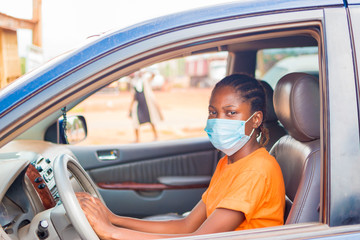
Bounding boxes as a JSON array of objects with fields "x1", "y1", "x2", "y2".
[{"x1": 0, "y1": 0, "x2": 343, "y2": 116}]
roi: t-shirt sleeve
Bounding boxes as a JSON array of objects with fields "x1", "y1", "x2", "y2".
[
  {"x1": 217, "y1": 170, "x2": 267, "y2": 220},
  {"x1": 202, "y1": 188, "x2": 209, "y2": 204}
]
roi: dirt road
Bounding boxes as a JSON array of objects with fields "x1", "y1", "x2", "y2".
[{"x1": 71, "y1": 88, "x2": 212, "y2": 145}]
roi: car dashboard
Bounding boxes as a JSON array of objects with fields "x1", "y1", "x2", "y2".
[{"x1": 0, "y1": 140, "x2": 80, "y2": 240}]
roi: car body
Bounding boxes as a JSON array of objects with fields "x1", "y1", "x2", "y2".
[
  {"x1": 262, "y1": 54, "x2": 319, "y2": 88},
  {"x1": 1, "y1": 0, "x2": 360, "y2": 239}
]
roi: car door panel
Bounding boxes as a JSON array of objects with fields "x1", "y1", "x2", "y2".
[
  {"x1": 88, "y1": 150, "x2": 216, "y2": 184},
  {"x1": 99, "y1": 188, "x2": 207, "y2": 218},
  {"x1": 70, "y1": 137, "x2": 216, "y2": 169},
  {"x1": 69, "y1": 137, "x2": 220, "y2": 217}
]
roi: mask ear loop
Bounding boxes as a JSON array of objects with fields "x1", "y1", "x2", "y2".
[
  {"x1": 248, "y1": 128, "x2": 256, "y2": 138},
  {"x1": 245, "y1": 111, "x2": 258, "y2": 123},
  {"x1": 245, "y1": 111, "x2": 258, "y2": 137}
]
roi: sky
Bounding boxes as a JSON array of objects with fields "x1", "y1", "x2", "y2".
[{"x1": 1, "y1": 0, "x2": 234, "y2": 60}]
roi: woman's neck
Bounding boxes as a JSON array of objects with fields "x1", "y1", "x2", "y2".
[{"x1": 228, "y1": 138, "x2": 261, "y2": 164}]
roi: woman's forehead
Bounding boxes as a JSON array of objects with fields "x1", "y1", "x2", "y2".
[
  {"x1": 211, "y1": 86, "x2": 242, "y2": 101},
  {"x1": 210, "y1": 86, "x2": 250, "y2": 107}
]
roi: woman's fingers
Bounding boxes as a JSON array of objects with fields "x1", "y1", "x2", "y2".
[
  {"x1": 76, "y1": 192, "x2": 116, "y2": 225},
  {"x1": 75, "y1": 191, "x2": 92, "y2": 200},
  {"x1": 81, "y1": 198, "x2": 113, "y2": 233},
  {"x1": 79, "y1": 198, "x2": 108, "y2": 221}
]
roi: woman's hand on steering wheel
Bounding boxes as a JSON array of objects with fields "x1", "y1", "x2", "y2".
[
  {"x1": 76, "y1": 192, "x2": 115, "y2": 239},
  {"x1": 76, "y1": 192, "x2": 113, "y2": 217}
]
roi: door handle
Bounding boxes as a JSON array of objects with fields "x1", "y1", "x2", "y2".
[{"x1": 96, "y1": 150, "x2": 118, "y2": 161}]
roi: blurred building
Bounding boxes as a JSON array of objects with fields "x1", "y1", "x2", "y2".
[{"x1": 0, "y1": 0, "x2": 42, "y2": 88}]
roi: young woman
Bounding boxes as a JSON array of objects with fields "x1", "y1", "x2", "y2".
[{"x1": 77, "y1": 73, "x2": 285, "y2": 239}]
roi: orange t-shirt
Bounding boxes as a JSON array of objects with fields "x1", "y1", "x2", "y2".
[{"x1": 202, "y1": 147, "x2": 285, "y2": 231}]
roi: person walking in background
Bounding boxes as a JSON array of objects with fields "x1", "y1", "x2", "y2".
[{"x1": 129, "y1": 71, "x2": 163, "y2": 142}]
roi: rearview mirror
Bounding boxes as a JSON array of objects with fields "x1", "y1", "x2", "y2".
[{"x1": 58, "y1": 115, "x2": 88, "y2": 144}]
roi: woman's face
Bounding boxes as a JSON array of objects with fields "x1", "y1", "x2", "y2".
[
  {"x1": 208, "y1": 85, "x2": 259, "y2": 135},
  {"x1": 208, "y1": 86, "x2": 252, "y2": 120}
]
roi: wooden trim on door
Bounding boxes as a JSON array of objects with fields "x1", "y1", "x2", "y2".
[{"x1": 97, "y1": 182, "x2": 209, "y2": 191}]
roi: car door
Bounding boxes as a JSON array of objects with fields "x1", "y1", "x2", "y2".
[
  {"x1": 68, "y1": 138, "x2": 219, "y2": 218},
  {"x1": 64, "y1": 9, "x2": 325, "y2": 219},
  {"x1": 62, "y1": 3, "x2": 360, "y2": 236},
  {"x1": 4, "y1": 3, "x2": 334, "y2": 226}
]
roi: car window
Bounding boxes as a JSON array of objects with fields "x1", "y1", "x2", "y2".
[
  {"x1": 255, "y1": 47, "x2": 318, "y2": 88},
  {"x1": 69, "y1": 52, "x2": 228, "y2": 145}
]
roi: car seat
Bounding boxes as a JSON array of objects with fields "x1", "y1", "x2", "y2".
[
  {"x1": 270, "y1": 72, "x2": 321, "y2": 224},
  {"x1": 259, "y1": 80, "x2": 287, "y2": 151}
]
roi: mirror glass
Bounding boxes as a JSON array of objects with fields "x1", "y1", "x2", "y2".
[{"x1": 59, "y1": 115, "x2": 88, "y2": 144}]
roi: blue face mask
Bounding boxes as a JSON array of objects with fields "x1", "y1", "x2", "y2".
[{"x1": 204, "y1": 112, "x2": 257, "y2": 156}]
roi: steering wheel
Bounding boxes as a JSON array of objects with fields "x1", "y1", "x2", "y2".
[{"x1": 53, "y1": 154, "x2": 103, "y2": 240}]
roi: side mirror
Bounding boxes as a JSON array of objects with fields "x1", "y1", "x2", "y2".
[{"x1": 58, "y1": 115, "x2": 88, "y2": 144}]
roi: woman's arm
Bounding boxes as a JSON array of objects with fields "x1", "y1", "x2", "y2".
[
  {"x1": 109, "y1": 207, "x2": 245, "y2": 239},
  {"x1": 109, "y1": 201, "x2": 206, "y2": 234},
  {"x1": 128, "y1": 95, "x2": 135, "y2": 117},
  {"x1": 77, "y1": 192, "x2": 245, "y2": 239},
  {"x1": 76, "y1": 192, "x2": 206, "y2": 234}
]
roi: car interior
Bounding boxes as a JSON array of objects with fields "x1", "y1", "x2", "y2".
[{"x1": 0, "y1": 22, "x2": 323, "y2": 239}]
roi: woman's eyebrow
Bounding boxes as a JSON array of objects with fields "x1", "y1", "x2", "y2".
[{"x1": 223, "y1": 104, "x2": 237, "y2": 108}]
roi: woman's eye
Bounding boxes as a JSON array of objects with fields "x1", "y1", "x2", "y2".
[
  {"x1": 226, "y1": 111, "x2": 237, "y2": 116},
  {"x1": 208, "y1": 110, "x2": 217, "y2": 116}
]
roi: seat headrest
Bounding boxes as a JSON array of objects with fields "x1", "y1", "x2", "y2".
[
  {"x1": 273, "y1": 73, "x2": 320, "y2": 142},
  {"x1": 259, "y1": 80, "x2": 277, "y2": 122}
]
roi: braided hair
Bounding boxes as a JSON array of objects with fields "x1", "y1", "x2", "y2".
[{"x1": 212, "y1": 73, "x2": 269, "y2": 147}]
